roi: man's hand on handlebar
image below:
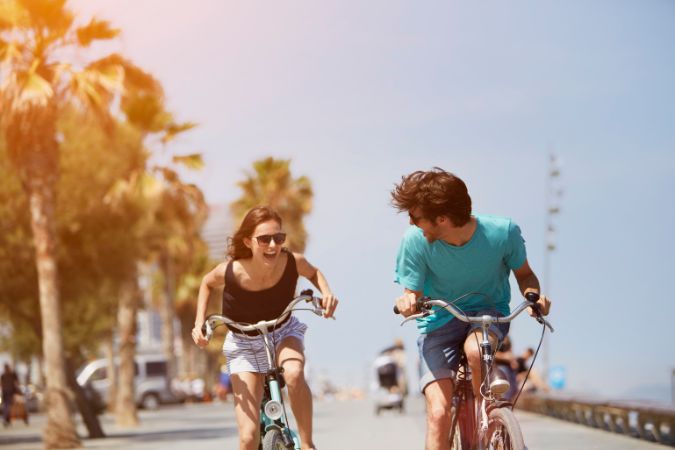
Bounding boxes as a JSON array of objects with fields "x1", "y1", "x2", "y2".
[
  {"x1": 525, "y1": 291, "x2": 551, "y2": 317},
  {"x1": 191, "y1": 323, "x2": 209, "y2": 348},
  {"x1": 395, "y1": 291, "x2": 419, "y2": 317}
]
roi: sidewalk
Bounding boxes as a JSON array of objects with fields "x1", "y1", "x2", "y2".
[{"x1": 0, "y1": 402, "x2": 238, "y2": 450}]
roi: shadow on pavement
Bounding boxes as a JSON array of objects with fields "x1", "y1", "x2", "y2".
[{"x1": 113, "y1": 425, "x2": 237, "y2": 442}]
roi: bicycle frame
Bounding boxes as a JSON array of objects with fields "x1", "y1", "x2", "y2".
[
  {"x1": 257, "y1": 324, "x2": 300, "y2": 449},
  {"x1": 203, "y1": 292, "x2": 330, "y2": 450}
]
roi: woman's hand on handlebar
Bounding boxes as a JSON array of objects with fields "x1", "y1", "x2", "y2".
[
  {"x1": 191, "y1": 323, "x2": 209, "y2": 348},
  {"x1": 395, "y1": 291, "x2": 419, "y2": 317},
  {"x1": 321, "y1": 292, "x2": 339, "y2": 319}
]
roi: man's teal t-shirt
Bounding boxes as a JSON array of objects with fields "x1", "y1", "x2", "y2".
[{"x1": 394, "y1": 214, "x2": 527, "y2": 334}]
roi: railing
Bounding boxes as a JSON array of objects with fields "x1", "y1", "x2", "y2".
[{"x1": 517, "y1": 394, "x2": 675, "y2": 446}]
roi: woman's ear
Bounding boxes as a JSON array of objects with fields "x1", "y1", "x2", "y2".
[{"x1": 243, "y1": 237, "x2": 252, "y2": 249}]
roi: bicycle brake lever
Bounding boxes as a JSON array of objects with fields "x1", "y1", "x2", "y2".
[
  {"x1": 537, "y1": 317, "x2": 555, "y2": 333},
  {"x1": 203, "y1": 319, "x2": 214, "y2": 340},
  {"x1": 400, "y1": 311, "x2": 429, "y2": 326}
]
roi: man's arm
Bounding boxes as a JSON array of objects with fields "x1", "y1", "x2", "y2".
[{"x1": 513, "y1": 259, "x2": 551, "y2": 315}]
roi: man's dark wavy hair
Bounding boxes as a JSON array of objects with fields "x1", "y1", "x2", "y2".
[{"x1": 391, "y1": 167, "x2": 472, "y2": 226}]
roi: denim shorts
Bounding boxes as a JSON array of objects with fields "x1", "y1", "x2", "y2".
[{"x1": 417, "y1": 311, "x2": 509, "y2": 393}]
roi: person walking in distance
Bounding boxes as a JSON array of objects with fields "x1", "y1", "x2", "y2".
[
  {"x1": 1, "y1": 363, "x2": 19, "y2": 427},
  {"x1": 391, "y1": 168, "x2": 551, "y2": 450}
]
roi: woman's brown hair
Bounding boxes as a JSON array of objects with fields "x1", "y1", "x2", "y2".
[{"x1": 228, "y1": 206, "x2": 283, "y2": 260}]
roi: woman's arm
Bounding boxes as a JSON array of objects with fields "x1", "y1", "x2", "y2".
[
  {"x1": 192, "y1": 262, "x2": 228, "y2": 347},
  {"x1": 294, "y1": 253, "x2": 339, "y2": 318}
]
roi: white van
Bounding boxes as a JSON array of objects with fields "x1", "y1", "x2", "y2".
[{"x1": 76, "y1": 354, "x2": 181, "y2": 410}]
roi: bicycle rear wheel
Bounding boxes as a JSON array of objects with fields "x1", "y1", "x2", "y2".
[{"x1": 484, "y1": 407, "x2": 525, "y2": 450}]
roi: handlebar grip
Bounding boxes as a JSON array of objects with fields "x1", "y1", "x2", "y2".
[
  {"x1": 525, "y1": 292, "x2": 540, "y2": 303},
  {"x1": 393, "y1": 305, "x2": 400, "y2": 315},
  {"x1": 201, "y1": 323, "x2": 207, "y2": 335}
]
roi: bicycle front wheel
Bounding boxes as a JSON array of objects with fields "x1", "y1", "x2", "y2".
[
  {"x1": 261, "y1": 428, "x2": 290, "y2": 450},
  {"x1": 484, "y1": 407, "x2": 525, "y2": 450}
]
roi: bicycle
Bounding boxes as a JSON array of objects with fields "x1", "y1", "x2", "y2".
[
  {"x1": 395, "y1": 292, "x2": 554, "y2": 450},
  {"x1": 202, "y1": 289, "x2": 330, "y2": 450}
]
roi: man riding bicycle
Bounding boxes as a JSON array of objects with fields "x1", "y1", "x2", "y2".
[{"x1": 391, "y1": 168, "x2": 551, "y2": 450}]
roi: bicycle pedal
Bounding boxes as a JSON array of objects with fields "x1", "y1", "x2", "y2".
[{"x1": 489, "y1": 378, "x2": 510, "y2": 395}]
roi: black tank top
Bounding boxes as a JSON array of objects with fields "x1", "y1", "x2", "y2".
[{"x1": 222, "y1": 249, "x2": 299, "y2": 324}]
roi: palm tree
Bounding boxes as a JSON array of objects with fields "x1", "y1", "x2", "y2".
[
  {"x1": 0, "y1": 1, "x2": 166, "y2": 445},
  {"x1": 231, "y1": 157, "x2": 313, "y2": 252},
  {"x1": 150, "y1": 170, "x2": 209, "y2": 386}
]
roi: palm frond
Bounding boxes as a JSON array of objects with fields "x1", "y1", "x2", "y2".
[
  {"x1": 19, "y1": 0, "x2": 72, "y2": 38},
  {"x1": 0, "y1": 1, "x2": 30, "y2": 30},
  {"x1": 76, "y1": 18, "x2": 120, "y2": 47},
  {"x1": 87, "y1": 53, "x2": 163, "y2": 94},
  {"x1": 160, "y1": 121, "x2": 197, "y2": 144},
  {"x1": 171, "y1": 153, "x2": 203, "y2": 170}
]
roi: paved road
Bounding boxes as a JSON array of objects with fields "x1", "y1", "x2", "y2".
[{"x1": 0, "y1": 397, "x2": 667, "y2": 449}]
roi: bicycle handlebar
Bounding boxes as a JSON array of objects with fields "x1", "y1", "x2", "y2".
[
  {"x1": 201, "y1": 289, "x2": 331, "y2": 340},
  {"x1": 393, "y1": 292, "x2": 554, "y2": 332}
]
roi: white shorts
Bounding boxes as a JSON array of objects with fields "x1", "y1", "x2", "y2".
[{"x1": 223, "y1": 316, "x2": 308, "y2": 374}]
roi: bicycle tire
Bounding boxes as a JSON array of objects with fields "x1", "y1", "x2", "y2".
[
  {"x1": 485, "y1": 407, "x2": 525, "y2": 450},
  {"x1": 261, "y1": 428, "x2": 290, "y2": 450}
]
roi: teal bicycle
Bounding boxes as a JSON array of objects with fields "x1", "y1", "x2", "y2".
[{"x1": 202, "y1": 289, "x2": 329, "y2": 450}]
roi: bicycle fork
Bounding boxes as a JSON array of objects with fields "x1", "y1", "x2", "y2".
[
  {"x1": 477, "y1": 322, "x2": 494, "y2": 440},
  {"x1": 259, "y1": 330, "x2": 300, "y2": 449}
]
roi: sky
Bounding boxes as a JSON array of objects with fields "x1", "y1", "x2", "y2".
[{"x1": 69, "y1": 0, "x2": 675, "y2": 403}]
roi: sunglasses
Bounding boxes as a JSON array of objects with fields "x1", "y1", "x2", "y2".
[{"x1": 254, "y1": 232, "x2": 287, "y2": 245}]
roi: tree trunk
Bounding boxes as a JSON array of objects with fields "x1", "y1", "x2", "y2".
[
  {"x1": 115, "y1": 274, "x2": 139, "y2": 427},
  {"x1": 65, "y1": 358, "x2": 105, "y2": 438},
  {"x1": 179, "y1": 319, "x2": 192, "y2": 377},
  {"x1": 104, "y1": 335, "x2": 117, "y2": 413},
  {"x1": 159, "y1": 253, "x2": 177, "y2": 383},
  {"x1": 28, "y1": 181, "x2": 81, "y2": 449}
]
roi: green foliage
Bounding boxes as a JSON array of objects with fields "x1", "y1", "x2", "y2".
[
  {"x1": 0, "y1": 108, "x2": 151, "y2": 360},
  {"x1": 0, "y1": 0, "x2": 207, "y2": 368},
  {"x1": 0, "y1": 135, "x2": 41, "y2": 359}
]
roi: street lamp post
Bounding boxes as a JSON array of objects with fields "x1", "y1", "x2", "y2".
[{"x1": 543, "y1": 153, "x2": 562, "y2": 384}]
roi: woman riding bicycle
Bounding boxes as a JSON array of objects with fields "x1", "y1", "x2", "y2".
[{"x1": 192, "y1": 206, "x2": 338, "y2": 450}]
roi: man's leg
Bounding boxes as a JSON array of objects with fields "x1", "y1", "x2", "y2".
[
  {"x1": 424, "y1": 379, "x2": 455, "y2": 450},
  {"x1": 464, "y1": 330, "x2": 499, "y2": 398},
  {"x1": 277, "y1": 337, "x2": 315, "y2": 450}
]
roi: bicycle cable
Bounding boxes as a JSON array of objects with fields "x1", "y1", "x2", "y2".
[{"x1": 511, "y1": 319, "x2": 547, "y2": 408}]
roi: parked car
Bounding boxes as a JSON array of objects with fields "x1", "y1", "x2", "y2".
[{"x1": 76, "y1": 355, "x2": 183, "y2": 410}]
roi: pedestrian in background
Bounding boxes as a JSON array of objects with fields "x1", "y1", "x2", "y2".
[{"x1": 1, "y1": 363, "x2": 19, "y2": 427}]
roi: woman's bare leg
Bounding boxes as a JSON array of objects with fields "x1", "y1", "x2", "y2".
[
  {"x1": 277, "y1": 337, "x2": 315, "y2": 450},
  {"x1": 231, "y1": 372, "x2": 264, "y2": 450}
]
